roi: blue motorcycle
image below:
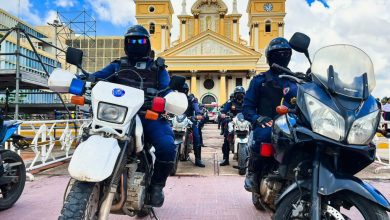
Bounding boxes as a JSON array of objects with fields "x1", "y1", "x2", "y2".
[
  {"x1": 0, "y1": 116, "x2": 26, "y2": 210},
  {"x1": 250, "y1": 33, "x2": 390, "y2": 220}
]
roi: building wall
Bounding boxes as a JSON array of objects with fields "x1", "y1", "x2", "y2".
[{"x1": 0, "y1": 9, "x2": 62, "y2": 105}]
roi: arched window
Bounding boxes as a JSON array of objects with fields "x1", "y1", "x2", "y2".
[
  {"x1": 265, "y1": 20, "x2": 271, "y2": 33},
  {"x1": 149, "y1": 23, "x2": 155, "y2": 34},
  {"x1": 202, "y1": 95, "x2": 217, "y2": 105}
]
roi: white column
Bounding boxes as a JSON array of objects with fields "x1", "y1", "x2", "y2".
[
  {"x1": 233, "y1": 22, "x2": 238, "y2": 42},
  {"x1": 278, "y1": 23, "x2": 284, "y2": 37},
  {"x1": 254, "y1": 23, "x2": 259, "y2": 51},
  {"x1": 181, "y1": 22, "x2": 186, "y2": 42},
  {"x1": 161, "y1": 25, "x2": 166, "y2": 51}
]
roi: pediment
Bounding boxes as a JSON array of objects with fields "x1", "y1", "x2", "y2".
[{"x1": 160, "y1": 30, "x2": 261, "y2": 58}]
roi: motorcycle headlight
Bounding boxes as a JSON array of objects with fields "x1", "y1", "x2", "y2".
[
  {"x1": 348, "y1": 110, "x2": 379, "y2": 145},
  {"x1": 97, "y1": 102, "x2": 128, "y2": 124},
  {"x1": 305, "y1": 94, "x2": 345, "y2": 141}
]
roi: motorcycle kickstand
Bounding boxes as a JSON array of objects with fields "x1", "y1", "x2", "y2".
[{"x1": 149, "y1": 207, "x2": 160, "y2": 220}]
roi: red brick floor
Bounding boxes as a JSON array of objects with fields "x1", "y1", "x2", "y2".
[{"x1": 1, "y1": 175, "x2": 390, "y2": 220}]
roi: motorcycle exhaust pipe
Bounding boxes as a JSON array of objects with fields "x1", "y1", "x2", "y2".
[{"x1": 110, "y1": 175, "x2": 126, "y2": 212}]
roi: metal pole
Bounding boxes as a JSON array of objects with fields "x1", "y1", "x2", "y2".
[{"x1": 14, "y1": 26, "x2": 21, "y2": 120}]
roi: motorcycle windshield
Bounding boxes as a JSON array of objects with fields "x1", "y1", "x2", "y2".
[{"x1": 311, "y1": 45, "x2": 375, "y2": 99}]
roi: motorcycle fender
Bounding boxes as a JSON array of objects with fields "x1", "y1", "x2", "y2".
[
  {"x1": 275, "y1": 164, "x2": 390, "y2": 211},
  {"x1": 68, "y1": 135, "x2": 120, "y2": 182}
]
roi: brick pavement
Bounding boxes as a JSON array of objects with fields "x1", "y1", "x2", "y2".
[{"x1": 1, "y1": 124, "x2": 390, "y2": 220}]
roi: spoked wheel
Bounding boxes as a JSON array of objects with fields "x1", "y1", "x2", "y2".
[
  {"x1": 274, "y1": 189, "x2": 389, "y2": 220},
  {"x1": 59, "y1": 181, "x2": 100, "y2": 220},
  {"x1": 180, "y1": 132, "x2": 191, "y2": 161},
  {"x1": 238, "y1": 143, "x2": 248, "y2": 176},
  {"x1": 170, "y1": 144, "x2": 180, "y2": 176},
  {"x1": 0, "y1": 150, "x2": 26, "y2": 211}
]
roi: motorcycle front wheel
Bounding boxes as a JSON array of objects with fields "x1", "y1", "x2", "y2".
[
  {"x1": 0, "y1": 150, "x2": 26, "y2": 211},
  {"x1": 59, "y1": 181, "x2": 100, "y2": 220},
  {"x1": 274, "y1": 189, "x2": 389, "y2": 220}
]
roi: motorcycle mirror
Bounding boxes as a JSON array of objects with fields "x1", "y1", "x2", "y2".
[
  {"x1": 276, "y1": 105, "x2": 289, "y2": 115},
  {"x1": 289, "y1": 32, "x2": 312, "y2": 64},
  {"x1": 169, "y1": 75, "x2": 186, "y2": 91},
  {"x1": 66, "y1": 47, "x2": 83, "y2": 67}
]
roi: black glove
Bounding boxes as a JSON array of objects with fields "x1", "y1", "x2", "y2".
[{"x1": 256, "y1": 116, "x2": 273, "y2": 128}]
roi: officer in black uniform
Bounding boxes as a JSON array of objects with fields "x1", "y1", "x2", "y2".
[
  {"x1": 243, "y1": 37, "x2": 296, "y2": 193},
  {"x1": 219, "y1": 86, "x2": 246, "y2": 166},
  {"x1": 181, "y1": 84, "x2": 205, "y2": 167},
  {"x1": 92, "y1": 25, "x2": 175, "y2": 207}
]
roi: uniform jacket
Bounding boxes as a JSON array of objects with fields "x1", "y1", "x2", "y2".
[{"x1": 243, "y1": 69, "x2": 297, "y2": 124}]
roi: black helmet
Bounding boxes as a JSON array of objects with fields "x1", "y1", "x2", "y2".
[
  {"x1": 124, "y1": 25, "x2": 151, "y2": 59},
  {"x1": 229, "y1": 93, "x2": 234, "y2": 100},
  {"x1": 233, "y1": 86, "x2": 246, "y2": 103},
  {"x1": 188, "y1": 93, "x2": 195, "y2": 101},
  {"x1": 266, "y1": 37, "x2": 292, "y2": 68},
  {"x1": 181, "y1": 83, "x2": 189, "y2": 95}
]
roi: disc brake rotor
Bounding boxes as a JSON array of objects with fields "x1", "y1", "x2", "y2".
[{"x1": 322, "y1": 204, "x2": 345, "y2": 220}]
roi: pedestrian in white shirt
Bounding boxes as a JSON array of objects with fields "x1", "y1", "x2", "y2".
[{"x1": 383, "y1": 99, "x2": 390, "y2": 121}]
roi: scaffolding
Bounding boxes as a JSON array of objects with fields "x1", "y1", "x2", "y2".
[{"x1": 55, "y1": 10, "x2": 96, "y2": 69}]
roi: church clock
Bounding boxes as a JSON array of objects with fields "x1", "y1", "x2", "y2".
[{"x1": 264, "y1": 3, "x2": 273, "y2": 12}]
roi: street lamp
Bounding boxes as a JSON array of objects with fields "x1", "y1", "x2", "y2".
[{"x1": 47, "y1": 19, "x2": 63, "y2": 60}]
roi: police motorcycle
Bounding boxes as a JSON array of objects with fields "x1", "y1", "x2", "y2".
[
  {"x1": 251, "y1": 33, "x2": 390, "y2": 220},
  {"x1": 0, "y1": 114, "x2": 26, "y2": 211},
  {"x1": 169, "y1": 114, "x2": 192, "y2": 175},
  {"x1": 49, "y1": 47, "x2": 188, "y2": 220},
  {"x1": 227, "y1": 113, "x2": 250, "y2": 175}
]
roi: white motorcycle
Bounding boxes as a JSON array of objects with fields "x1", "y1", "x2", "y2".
[
  {"x1": 49, "y1": 47, "x2": 188, "y2": 220},
  {"x1": 228, "y1": 113, "x2": 250, "y2": 175},
  {"x1": 170, "y1": 114, "x2": 192, "y2": 175}
]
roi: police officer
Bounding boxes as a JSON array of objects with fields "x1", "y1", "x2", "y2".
[
  {"x1": 243, "y1": 37, "x2": 297, "y2": 193},
  {"x1": 218, "y1": 93, "x2": 234, "y2": 131},
  {"x1": 219, "y1": 86, "x2": 246, "y2": 166},
  {"x1": 92, "y1": 25, "x2": 175, "y2": 207},
  {"x1": 181, "y1": 83, "x2": 206, "y2": 167}
]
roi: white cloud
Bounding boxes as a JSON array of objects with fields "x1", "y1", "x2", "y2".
[
  {"x1": 85, "y1": 0, "x2": 136, "y2": 27},
  {"x1": 284, "y1": 0, "x2": 390, "y2": 97},
  {"x1": 44, "y1": 10, "x2": 59, "y2": 24},
  {"x1": 55, "y1": 0, "x2": 76, "y2": 8},
  {"x1": 0, "y1": 0, "x2": 42, "y2": 25},
  {"x1": 170, "y1": 0, "x2": 389, "y2": 97}
]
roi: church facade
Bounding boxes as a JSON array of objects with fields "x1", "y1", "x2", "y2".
[{"x1": 134, "y1": 0, "x2": 286, "y2": 105}]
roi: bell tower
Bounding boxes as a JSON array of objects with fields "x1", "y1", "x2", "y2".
[
  {"x1": 247, "y1": 0, "x2": 286, "y2": 52},
  {"x1": 134, "y1": 0, "x2": 174, "y2": 54}
]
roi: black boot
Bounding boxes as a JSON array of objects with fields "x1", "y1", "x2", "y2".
[
  {"x1": 244, "y1": 150, "x2": 262, "y2": 193},
  {"x1": 219, "y1": 139, "x2": 230, "y2": 166},
  {"x1": 149, "y1": 160, "x2": 174, "y2": 207},
  {"x1": 219, "y1": 157, "x2": 229, "y2": 166},
  {"x1": 194, "y1": 147, "x2": 205, "y2": 167}
]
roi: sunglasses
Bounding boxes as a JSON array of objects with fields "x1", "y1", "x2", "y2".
[{"x1": 128, "y1": 38, "x2": 148, "y2": 45}]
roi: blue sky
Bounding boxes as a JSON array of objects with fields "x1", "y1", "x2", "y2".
[
  {"x1": 2, "y1": 0, "x2": 329, "y2": 37},
  {"x1": 2, "y1": 0, "x2": 390, "y2": 97}
]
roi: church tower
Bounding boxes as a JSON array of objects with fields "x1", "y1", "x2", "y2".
[
  {"x1": 134, "y1": 0, "x2": 174, "y2": 54},
  {"x1": 247, "y1": 0, "x2": 286, "y2": 52}
]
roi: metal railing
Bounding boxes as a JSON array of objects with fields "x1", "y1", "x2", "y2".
[{"x1": 6, "y1": 119, "x2": 90, "y2": 173}]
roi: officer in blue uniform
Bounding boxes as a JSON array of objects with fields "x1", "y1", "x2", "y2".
[
  {"x1": 92, "y1": 25, "x2": 175, "y2": 207},
  {"x1": 243, "y1": 37, "x2": 297, "y2": 193},
  {"x1": 181, "y1": 84, "x2": 205, "y2": 167},
  {"x1": 219, "y1": 86, "x2": 246, "y2": 166}
]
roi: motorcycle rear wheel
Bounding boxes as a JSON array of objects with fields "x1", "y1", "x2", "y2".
[
  {"x1": 59, "y1": 181, "x2": 100, "y2": 220},
  {"x1": 238, "y1": 143, "x2": 248, "y2": 176},
  {"x1": 170, "y1": 144, "x2": 180, "y2": 176},
  {"x1": 0, "y1": 150, "x2": 26, "y2": 211},
  {"x1": 274, "y1": 189, "x2": 389, "y2": 220}
]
